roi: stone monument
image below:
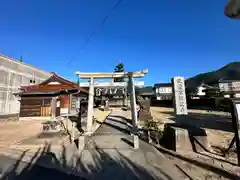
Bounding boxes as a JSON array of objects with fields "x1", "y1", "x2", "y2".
[
  {"x1": 162, "y1": 76, "x2": 210, "y2": 153},
  {"x1": 172, "y1": 76, "x2": 188, "y2": 124}
]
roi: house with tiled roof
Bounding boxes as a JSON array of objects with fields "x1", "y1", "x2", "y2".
[
  {"x1": 16, "y1": 73, "x2": 88, "y2": 117},
  {"x1": 218, "y1": 77, "x2": 240, "y2": 98}
]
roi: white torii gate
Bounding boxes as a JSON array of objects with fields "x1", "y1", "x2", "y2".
[{"x1": 76, "y1": 69, "x2": 148, "y2": 148}]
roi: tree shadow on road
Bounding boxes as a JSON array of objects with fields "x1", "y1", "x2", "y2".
[
  {"x1": 100, "y1": 114, "x2": 240, "y2": 180},
  {"x1": 154, "y1": 144, "x2": 240, "y2": 180},
  {"x1": 0, "y1": 141, "x2": 168, "y2": 180}
]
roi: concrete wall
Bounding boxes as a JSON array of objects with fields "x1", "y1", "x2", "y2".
[{"x1": 0, "y1": 55, "x2": 52, "y2": 115}]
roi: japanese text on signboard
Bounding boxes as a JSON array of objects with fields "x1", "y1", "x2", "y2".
[{"x1": 177, "y1": 78, "x2": 186, "y2": 114}]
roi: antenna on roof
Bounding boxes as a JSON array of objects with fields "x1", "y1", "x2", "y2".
[
  {"x1": 20, "y1": 56, "x2": 23, "y2": 63},
  {"x1": 77, "y1": 76, "x2": 80, "y2": 86}
]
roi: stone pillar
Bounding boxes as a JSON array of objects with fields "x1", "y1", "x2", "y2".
[
  {"x1": 124, "y1": 85, "x2": 128, "y2": 107},
  {"x1": 128, "y1": 73, "x2": 139, "y2": 149},
  {"x1": 72, "y1": 122, "x2": 76, "y2": 143},
  {"x1": 172, "y1": 76, "x2": 188, "y2": 124},
  {"x1": 51, "y1": 97, "x2": 57, "y2": 121},
  {"x1": 128, "y1": 73, "x2": 138, "y2": 127},
  {"x1": 68, "y1": 94, "x2": 72, "y2": 114},
  {"x1": 87, "y1": 77, "x2": 94, "y2": 133},
  {"x1": 105, "y1": 99, "x2": 109, "y2": 111}
]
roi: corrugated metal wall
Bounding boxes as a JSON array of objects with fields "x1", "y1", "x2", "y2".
[{"x1": 0, "y1": 55, "x2": 52, "y2": 115}]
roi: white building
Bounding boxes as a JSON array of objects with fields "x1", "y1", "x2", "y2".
[
  {"x1": 154, "y1": 83, "x2": 172, "y2": 100},
  {"x1": 0, "y1": 54, "x2": 51, "y2": 115},
  {"x1": 196, "y1": 84, "x2": 207, "y2": 96},
  {"x1": 219, "y1": 78, "x2": 240, "y2": 98}
]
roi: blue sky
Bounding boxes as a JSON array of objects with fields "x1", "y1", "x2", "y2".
[{"x1": 0, "y1": 0, "x2": 240, "y2": 86}]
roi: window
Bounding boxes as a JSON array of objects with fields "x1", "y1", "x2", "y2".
[
  {"x1": 0, "y1": 91, "x2": 7, "y2": 100},
  {"x1": 9, "y1": 72, "x2": 16, "y2": 86},
  {"x1": 8, "y1": 91, "x2": 14, "y2": 100},
  {"x1": 167, "y1": 88, "x2": 172, "y2": 93},
  {"x1": 159, "y1": 88, "x2": 164, "y2": 93},
  {"x1": 15, "y1": 75, "x2": 22, "y2": 87},
  {"x1": 0, "y1": 69, "x2": 8, "y2": 85}
]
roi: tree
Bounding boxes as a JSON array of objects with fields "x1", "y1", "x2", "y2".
[
  {"x1": 114, "y1": 63, "x2": 125, "y2": 82},
  {"x1": 20, "y1": 56, "x2": 23, "y2": 63}
]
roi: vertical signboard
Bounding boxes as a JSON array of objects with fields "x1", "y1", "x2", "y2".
[
  {"x1": 172, "y1": 76, "x2": 188, "y2": 115},
  {"x1": 231, "y1": 100, "x2": 240, "y2": 166}
]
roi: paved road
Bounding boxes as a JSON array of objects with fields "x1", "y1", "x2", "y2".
[
  {"x1": 0, "y1": 153, "x2": 86, "y2": 180},
  {"x1": 0, "y1": 109, "x2": 187, "y2": 180},
  {"x1": 76, "y1": 110, "x2": 187, "y2": 180}
]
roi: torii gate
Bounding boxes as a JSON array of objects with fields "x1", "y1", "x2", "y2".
[{"x1": 76, "y1": 70, "x2": 148, "y2": 148}]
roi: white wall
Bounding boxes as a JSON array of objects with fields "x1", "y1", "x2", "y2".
[
  {"x1": 219, "y1": 82, "x2": 232, "y2": 92},
  {"x1": 0, "y1": 55, "x2": 52, "y2": 115},
  {"x1": 232, "y1": 82, "x2": 240, "y2": 90},
  {"x1": 155, "y1": 87, "x2": 172, "y2": 94},
  {"x1": 155, "y1": 87, "x2": 172, "y2": 100},
  {"x1": 196, "y1": 86, "x2": 206, "y2": 96}
]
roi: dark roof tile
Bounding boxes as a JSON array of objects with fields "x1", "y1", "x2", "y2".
[{"x1": 154, "y1": 83, "x2": 172, "y2": 87}]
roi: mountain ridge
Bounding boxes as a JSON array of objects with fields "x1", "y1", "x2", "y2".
[{"x1": 186, "y1": 62, "x2": 240, "y2": 92}]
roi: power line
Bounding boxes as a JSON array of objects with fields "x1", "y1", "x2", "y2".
[{"x1": 67, "y1": 0, "x2": 123, "y2": 65}]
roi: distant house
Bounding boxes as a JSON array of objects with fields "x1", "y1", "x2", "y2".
[
  {"x1": 154, "y1": 83, "x2": 172, "y2": 100},
  {"x1": 203, "y1": 87, "x2": 221, "y2": 98},
  {"x1": 219, "y1": 77, "x2": 240, "y2": 98},
  {"x1": 16, "y1": 73, "x2": 88, "y2": 117},
  {"x1": 135, "y1": 86, "x2": 154, "y2": 99},
  {"x1": 194, "y1": 83, "x2": 215, "y2": 97}
]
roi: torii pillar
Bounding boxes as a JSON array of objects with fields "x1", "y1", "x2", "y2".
[{"x1": 76, "y1": 70, "x2": 148, "y2": 148}]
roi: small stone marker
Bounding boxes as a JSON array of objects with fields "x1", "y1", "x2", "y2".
[
  {"x1": 133, "y1": 135, "x2": 139, "y2": 149},
  {"x1": 172, "y1": 76, "x2": 188, "y2": 116},
  {"x1": 104, "y1": 100, "x2": 110, "y2": 111}
]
